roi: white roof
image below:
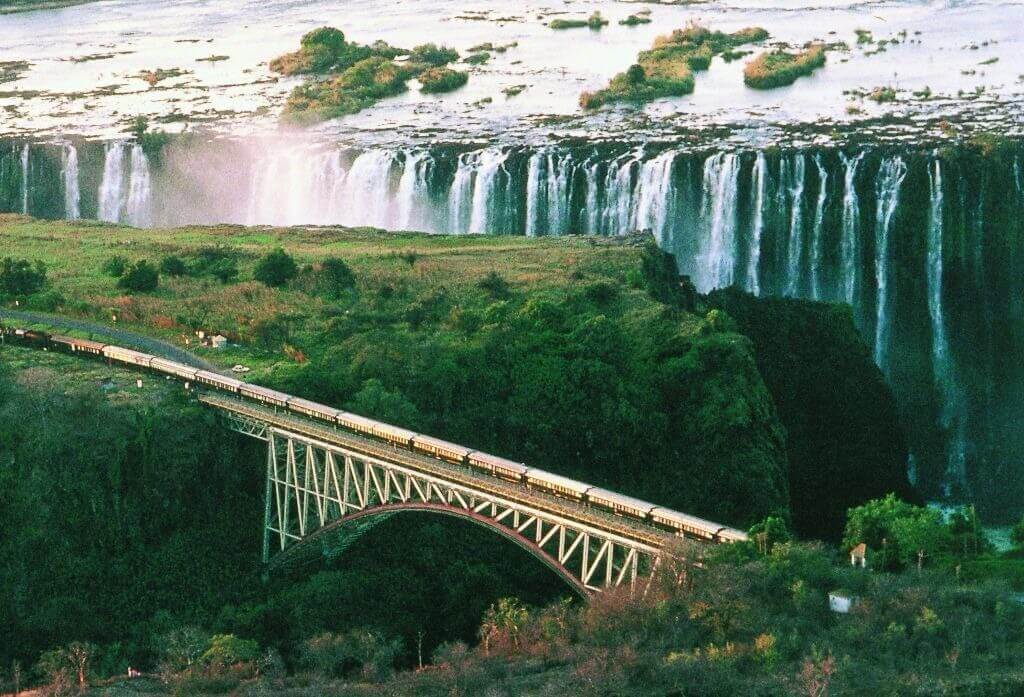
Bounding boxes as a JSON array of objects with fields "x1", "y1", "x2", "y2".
[
  {"x1": 586, "y1": 487, "x2": 656, "y2": 513},
  {"x1": 526, "y1": 468, "x2": 592, "y2": 494}
]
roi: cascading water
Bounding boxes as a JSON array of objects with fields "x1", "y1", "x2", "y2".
[
  {"x1": 61, "y1": 143, "x2": 80, "y2": 220},
  {"x1": 809, "y1": 154, "x2": 828, "y2": 300},
  {"x1": 469, "y1": 149, "x2": 510, "y2": 235},
  {"x1": 838, "y1": 152, "x2": 864, "y2": 307},
  {"x1": 785, "y1": 154, "x2": 806, "y2": 297},
  {"x1": 98, "y1": 141, "x2": 126, "y2": 223},
  {"x1": 633, "y1": 151, "x2": 676, "y2": 243},
  {"x1": 396, "y1": 150, "x2": 431, "y2": 231},
  {"x1": 20, "y1": 143, "x2": 29, "y2": 215},
  {"x1": 126, "y1": 145, "x2": 152, "y2": 227},
  {"x1": 697, "y1": 152, "x2": 740, "y2": 293},
  {"x1": 926, "y1": 159, "x2": 965, "y2": 492},
  {"x1": 872, "y1": 156, "x2": 908, "y2": 374},
  {"x1": 746, "y1": 152, "x2": 767, "y2": 294}
]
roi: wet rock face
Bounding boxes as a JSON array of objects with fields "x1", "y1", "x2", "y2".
[{"x1": 4, "y1": 136, "x2": 1024, "y2": 517}]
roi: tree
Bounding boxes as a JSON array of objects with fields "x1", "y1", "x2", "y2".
[
  {"x1": 749, "y1": 515, "x2": 792, "y2": 555},
  {"x1": 200, "y1": 634, "x2": 259, "y2": 674},
  {"x1": 317, "y1": 257, "x2": 356, "y2": 297},
  {"x1": 157, "y1": 626, "x2": 209, "y2": 676},
  {"x1": 1011, "y1": 514, "x2": 1024, "y2": 549},
  {"x1": 159, "y1": 255, "x2": 187, "y2": 276},
  {"x1": 208, "y1": 258, "x2": 239, "y2": 284},
  {"x1": 0, "y1": 257, "x2": 46, "y2": 297},
  {"x1": 102, "y1": 255, "x2": 128, "y2": 277},
  {"x1": 626, "y1": 63, "x2": 646, "y2": 84},
  {"x1": 117, "y1": 260, "x2": 159, "y2": 292},
  {"x1": 254, "y1": 248, "x2": 298, "y2": 288},
  {"x1": 348, "y1": 379, "x2": 419, "y2": 427},
  {"x1": 843, "y1": 494, "x2": 950, "y2": 571}
]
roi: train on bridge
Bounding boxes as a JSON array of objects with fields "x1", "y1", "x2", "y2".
[{"x1": 2, "y1": 325, "x2": 747, "y2": 544}]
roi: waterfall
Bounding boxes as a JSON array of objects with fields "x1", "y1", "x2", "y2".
[
  {"x1": 469, "y1": 148, "x2": 510, "y2": 234},
  {"x1": 545, "y1": 151, "x2": 572, "y2": 235},
  {"x1": 98, "y1": 141, "x2": 126, "y2": 223},
  {"x1": 524, "y1": 151, "x2": 543, "y2": 236},
  {"x1": 395, "y1": 150, "x2": 431, "y2": 231},
  {"x1": 839, "y1": 152, "x2": 864, "y2": 306},
  {"x1": 125, "y1": 145, "x2": 152, "y2": 227},
  {"x1": 784, "y1": 153, "x2": 806, "y2": 297},
  {"x1": 61, "y1": 143, "x2": 80, "y2": 220},
  {"x1": 1015, "y1": 157, "x2": 1022, "y2": 196},
  {"x1": 343, "y1": 150, "x2": 396, "y2": 229},
  {"x1": 582, "y1": 157, "x2": 602, "y2": 234},
  {"x1": 20, "y1": 143, "x2": 29, "y2": 215},
  {"x1": 746, "y1": 152, "x2": 767, "y2": 294},
  {"x1": 448, "y1": 152, "x2": 476, "y2": 234},
  {"x1": 697, "y1": 152, "x2": 740, "y2": 292},
  {"x1": 634, "y1": 151, "x2": 676, "y2": 242},
  {"x1": 602, "y1": 150, "x2": 641, "y2": 235},
  {"x1": 809, "y1": 154, "x2": 828, "y2": 300},
  {"x1": 926, "y1": 159, "x2": 965, "y2": 490},
  {"x1": 872, "y1": 156, "x2": 908, "y2": 372}
]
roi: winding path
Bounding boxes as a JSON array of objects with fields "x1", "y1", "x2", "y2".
[{"x1": 0, "y1": 309, "x2": 223, "y2": 372}]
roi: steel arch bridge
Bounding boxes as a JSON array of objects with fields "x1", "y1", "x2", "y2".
[{"x1": 200, "y1": 393, "x2": 682, "y2": 594}]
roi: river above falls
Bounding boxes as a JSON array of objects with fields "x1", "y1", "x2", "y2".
[{"x1": 1, "y1": 0, "x2": 1022, "y2": 147}]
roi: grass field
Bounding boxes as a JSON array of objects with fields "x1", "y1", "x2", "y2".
[{"x1": 0, "y1": 215, "x2": 660, "y2": 379}]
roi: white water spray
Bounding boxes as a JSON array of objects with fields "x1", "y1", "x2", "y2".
[
  {"x1": 697, "y1": 152, "x2": 740, "y2": 292},
  {"x1": 61, "y1": 143, "x2": 80, "y2": 220},
  {"x1": 98, "y1": 141, "x2": 126, "y2": 223},
  {"x1": 809, "y1": 154, "x2": 828, "y2": 300},
  {"x1": 746, "y1": 152, "x2": 767, "y2": 294},
  {"x1": 839, "y1": 152, "x2": 864, "y2": 306},
  {"x1": 873, "y1": 156, "x2": 907, "y2": 372}
]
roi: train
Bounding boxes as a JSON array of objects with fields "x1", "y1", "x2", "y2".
[{"x1": 1, "y1": 325, "x2": 748, "y2": 544}]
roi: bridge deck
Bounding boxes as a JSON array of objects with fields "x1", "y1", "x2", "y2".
[{"x1": 199, "y1": 392, "x2": 678, "y2": 551}]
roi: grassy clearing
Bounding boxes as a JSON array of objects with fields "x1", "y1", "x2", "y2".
[
  {"x1": 581, "y1": 23, "x2": 769, "y2": 109},
  {"x1": 743, "y1": 45, "x2": 826, "y2": 89},
  {"x1": 0, "y1": 216, "x2": 648, "y2": 378}
]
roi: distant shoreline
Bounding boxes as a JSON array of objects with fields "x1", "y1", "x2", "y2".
[{"x1": 0, "y1": 0, "x2": 94, "y2": 15}]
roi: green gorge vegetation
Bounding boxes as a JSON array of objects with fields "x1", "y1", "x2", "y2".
[
  {"x1": 580, "y1": 24, "x2": 769, "y2": 109},
  {"x1": 1, "y1": 218, "x2": 1020, "y2": 694}
]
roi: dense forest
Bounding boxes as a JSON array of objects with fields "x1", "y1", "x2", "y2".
[{"x1": 0, "y1": 222, "x2": 991, "y2": 694}]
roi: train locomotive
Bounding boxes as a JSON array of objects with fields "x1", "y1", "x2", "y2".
[{"x1": 1, "y1": 324, "x2": 747, "y2": 544}]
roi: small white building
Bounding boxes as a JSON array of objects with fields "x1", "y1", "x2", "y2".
[{"x1": 210, "y1": 334, "x2": 228, "y2": 349}]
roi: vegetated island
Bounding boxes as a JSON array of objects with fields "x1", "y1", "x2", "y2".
[
  {"x1": 743, "y1": 44, "x2": 827, "y2": 89},
  {"x1": 549, "y1": 11, "x2": 609, "y2": 30},
  {"x1": 270, "y1": 27, "x2": 468, "y2": 124},
  {"x1": 580, "y1": 23, "x2": 769, "y2": 109}
]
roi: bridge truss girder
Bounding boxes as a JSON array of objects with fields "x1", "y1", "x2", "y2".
[{"x1": 226, "y1": 413, "x2": 658, "y2": 594}]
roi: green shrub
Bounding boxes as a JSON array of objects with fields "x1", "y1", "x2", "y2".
[
  {"x1": 419, "y1": 67, "x2": 468, "y2": 93},
  {"x1": 117, "y1": 261, "x2": 159, "y2": 292},
  {"x1": 477, "y1": 271, "x2": 511, "y2": 299},
  {"x1": 869, "y1": 86, "x2": 897, "y2": 103},
  {"x1": 743, "y1": 45, "x2": 826, "y2": 89},
  {"x1": 283, "y1": 56, "x2": 411, "y2": 123},
  {"x1": 102, "y1": 255, "x2": 128, "y2": 278},
  {"x1": 465, "y1": 51, "x2": 490, "y2": 65},
  {"x1": 620, "y1": 14, "x2": 652, "y2": 26},
  {"x1": 254, "y1": 248, "x2": 298, "y2": 288},
  {"x1": 549, "y1": 18, "x2": 588, "y2": 30},
  {"x1": 0, "y1": 257, "x2": 46, "y2": 297},
  {"x1": 159, "y1": 255, "x2": 187, "y2": 276},
  {"x1": 410, "y1": 43, "x2": 459, "y2": 67}
]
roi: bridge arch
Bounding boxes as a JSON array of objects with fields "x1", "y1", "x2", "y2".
[
  {"x1": 210, "y1": 398, "x2": 665, "y2": 593},
  {"x1": 270, "y1": 502, "x2": 589, "y2": 596}
]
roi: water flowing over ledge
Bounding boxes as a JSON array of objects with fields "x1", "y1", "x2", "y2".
[{"x1": 2, "y1": 136, "x2": 1024, "y2": 506}]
